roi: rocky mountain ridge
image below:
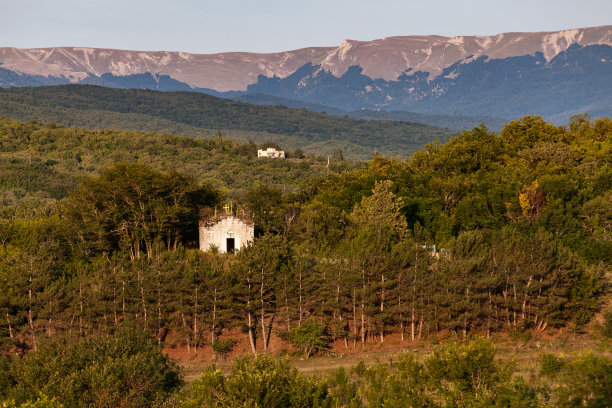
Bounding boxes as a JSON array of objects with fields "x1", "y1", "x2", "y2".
[
  {"x1": 1, "y1": 26, "x2": 610, "y2": 91},
  {"x1": 1, "y1": 26, "x2": 611, "y2": 123}
]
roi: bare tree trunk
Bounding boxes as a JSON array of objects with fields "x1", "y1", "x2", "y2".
[
  {"x1": 79, "y1": 280, "x2": 84, "y2": 336},
  {"x1": 121, "y1": 279, "x2": 126, "y2": 319},
  {"x1": 361, "y1": 270, "x2": 366, "y2": 348},
  {"x1": 380, "y1": 272, "x2": 385, "y2": 344},
  {"x1": 47, "y1": 301, "x2": 52, "y2": 338},
  {"x1": 434, "y1": 305, "x2": 440, "y2": 337},
  {"x1": 412, "y1": 247, "x2": 418, "y2": 341},
  {"x1": 352, "y1": 287, "x2": 357, "y2": 349},
  {"x1": 265, "y1": 315, "x2": 274, "y2": 350},
  {"x1": 260, "y1": 311, "x2": 268, "y2": 350},
  {"x1": 538, "y1": 320, "x2": 548, "y2": 332},
  {"x1": 512, "y1": 284, "x2": 517, "y2": 327},
  {"x1": 211, "y1": 288, "x2": 217, "y2": 344},
  {"x1": 113, "y1": 281, "x2": 118, "y2": 326},
  {"x1": 521, "y1": 276, "x2": 533, "y2": 322},
  {"x1": 298, "y1": 269, "x2": 303, "y2": 327},
  {"x1": 137, "y1": 270, "x2": 147, "y2": 322},
  {"x1": 6, "y1": 312, "x2": 13, "y2": 339},
  {"x1": 145, "y1": 239, "x2": 152, "y2": 260},
  {"x1": 193, "y1": 286, "x2": 198, "y2": 354},
  {"x1": 503, "y1": 293, "x2": 511, "y2": 328},
  {"x1": 335, "y1": 271, "x2": 348, "y2": 347},
  {"x1": 28, "y1": 283, "x2": 37, "y2": 351},
  {"x1": 418, "y1": 318, "x2": 423, "y2": 339},
  {"x1": 69, "y1": 312, "x2": 75, "y2": 334},
  {"x1": 247, "y1": 275, "x2": 256, "y2": 354},
  {"x1": 285, "y1": 283, "x2": 291, "y2": 332},
  {"x1": 398, "y1": 281, "x2": 404, "y2": 342},
  {"x1": 411, "y1": 307, "x2": 415, "y2": 341},
  {"x1": 157, "y1": 268, "x2": 162, "y2": 345},
  {"x1": 181, "y1": 311, "x2": 190, "y2": 354},
  {"x1": 260, "y1": 268, "x2": 269, "y2": 351},
  {"x1": 248, "y1": 310, "x2": 256, "y2": 354},
  {"x1": 342, "y1": 314, "x2": 349, "y2": 349},
  {"x1": 487, "y1": 290, "x2": 492, "y2": 338},
  {"x1": 28, "y1": 259, "x2": 37, "y2": 351}
]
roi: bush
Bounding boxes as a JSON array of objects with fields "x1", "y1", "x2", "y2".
[
  {"x1": 326, "y1": 368, "x2": 361, "y2": 408},
  {"x1": 358, "y1": 352, "x2": 432, "y2": 407},
  {"x1": 494, "y1": 377, "x2": 540, "y2": 408},
  {"x1": 540, "y1": 353, "x2": 566, "y2": 378},
  {"x1": 1, "y1": 395, "x2": 63, "y2": 408},
  {"x1": 347, "y1": 338, "x2": 541, "y2": 408},
  {"x1": 554, "y1": 353, "x2": 612, "y2": 408},
  {"x1": 182, "y1": 355, "x2": 331, "y2": 408},
  {"x1": 0, "y1": 356, "x2": 16, "y2": 399},
  {"x1": 288, "y1": 318, "x2": 329, "y2": 358},
  {"x1": 211, "y1": 338, "x2": 236, "y2": 360},
  {"x1": 6, "y1": 327, "x2": 182, "y2": 408},
  {"x1": 425, "y1": 337, "x2": 508, "y2": 398}
]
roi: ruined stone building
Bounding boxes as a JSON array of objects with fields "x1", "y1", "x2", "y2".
[
  {"x1": 199, "y1": 215, "x2": 254, "y2": 253},
  {"x1": 257, "y1": 147, "x2": 285, "y2": 158}
]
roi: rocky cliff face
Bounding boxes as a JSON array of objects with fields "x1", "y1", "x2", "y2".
[
  {"x1": 0, "y1": 46, "x2": 333, "y2": 91},
  {"x1": 247, "y1": 43, "x2": 612, "y2": 120},
  {"x1": 2, "y1": 26, "x2": 610, "y2": 91},
  {"x1": 1, "y1": 26, "x2": 611, "y2": 120}
]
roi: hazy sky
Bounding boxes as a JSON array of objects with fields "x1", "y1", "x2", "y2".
[{"x1": 1, "y1": 0, "x2": 611, "y2": 53}]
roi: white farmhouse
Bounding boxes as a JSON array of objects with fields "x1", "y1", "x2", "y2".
[
  {"x1": 199, "y1": 215, "x2": 254, "y2": 254},
  {"x1": 257, "y1": 147, "x2": 286, "y2": 159}
]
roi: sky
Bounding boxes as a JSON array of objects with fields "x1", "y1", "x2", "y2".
[{"x1": 1, "y1": 0, "x2": 611, "y2": 54}]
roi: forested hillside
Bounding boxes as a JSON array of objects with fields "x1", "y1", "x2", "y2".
[
  {"x1": 0, "y1": 114, "x2": 610, "y2": 407},
  {"x1": 0, "y1": 85, "x2": 456, "y2": 159},
  {"x1": 0, "y1": 117, "x2": 358, "y2": 219},
  {"x1": 234, "y1": 93, "x2": 509, "y2": 131}
]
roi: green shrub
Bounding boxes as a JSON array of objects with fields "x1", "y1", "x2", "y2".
[
  {"x1": 554, "y1": 353, "x2": 612, "y2": 408},
  {"x1": 425, "y1": 337, "x2": 508, "y2": 398},
  {"x1": 326, "y1": 368, "x2": 361, "y2": 408},
  {"x1": 211, "y1": 338, "x2": 236, "y2": 359},
  {"x1": 7, "y1": 327, "x2": 182, "y2": 408},
  {"x1": 288, "y1": 318, "x2": 329, "y2": 358},
  {"x1": 494, "y1": 377, "x2": 540, "y2": 408},
  {"x1": 359, "y1": 352, "x2": 432, "y2": 408},
  {"x1": 1, "y1": 395, "x2": 63, "y2": 408},
  {"x1": 0, "y1": 356, "x2": 16, "y2": 399},
  {"x1": 540, "y1": 353, "x2": 566, "y2": 378},
  {"x1": 351, "y1": 338, "x2": 542, "y2": 408},
  {"x1": 182, "y1": 355, "x2": 331, "y2": 408}
]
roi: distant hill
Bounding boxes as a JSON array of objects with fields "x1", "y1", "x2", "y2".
[
  {"x1": 233, "y1": 93, "x2": 346, "y2": 116},
  {"x1": 233, "y1": 94, "x2": 508, "y2": 131},
  {"x1": 346, "y1": 110, "x2": 508, "y2": 132},
  {"x1": 0, "y1": 85, "x2": 456, "y2": 159}
]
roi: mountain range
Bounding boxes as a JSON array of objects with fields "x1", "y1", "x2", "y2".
[{"x1": 1, "y1": 25, "x2": 611, "y2": 123}]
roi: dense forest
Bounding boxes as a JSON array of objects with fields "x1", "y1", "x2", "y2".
[
  {"x1": 0, "y1": 85, "x2": 456, "y2": 159},
  {"x1": 0, "y1": 114, "x2": 610, "y2": 407},
  {"x1": 0, "y1": 117, "x2": 360, "y2": 219}
]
